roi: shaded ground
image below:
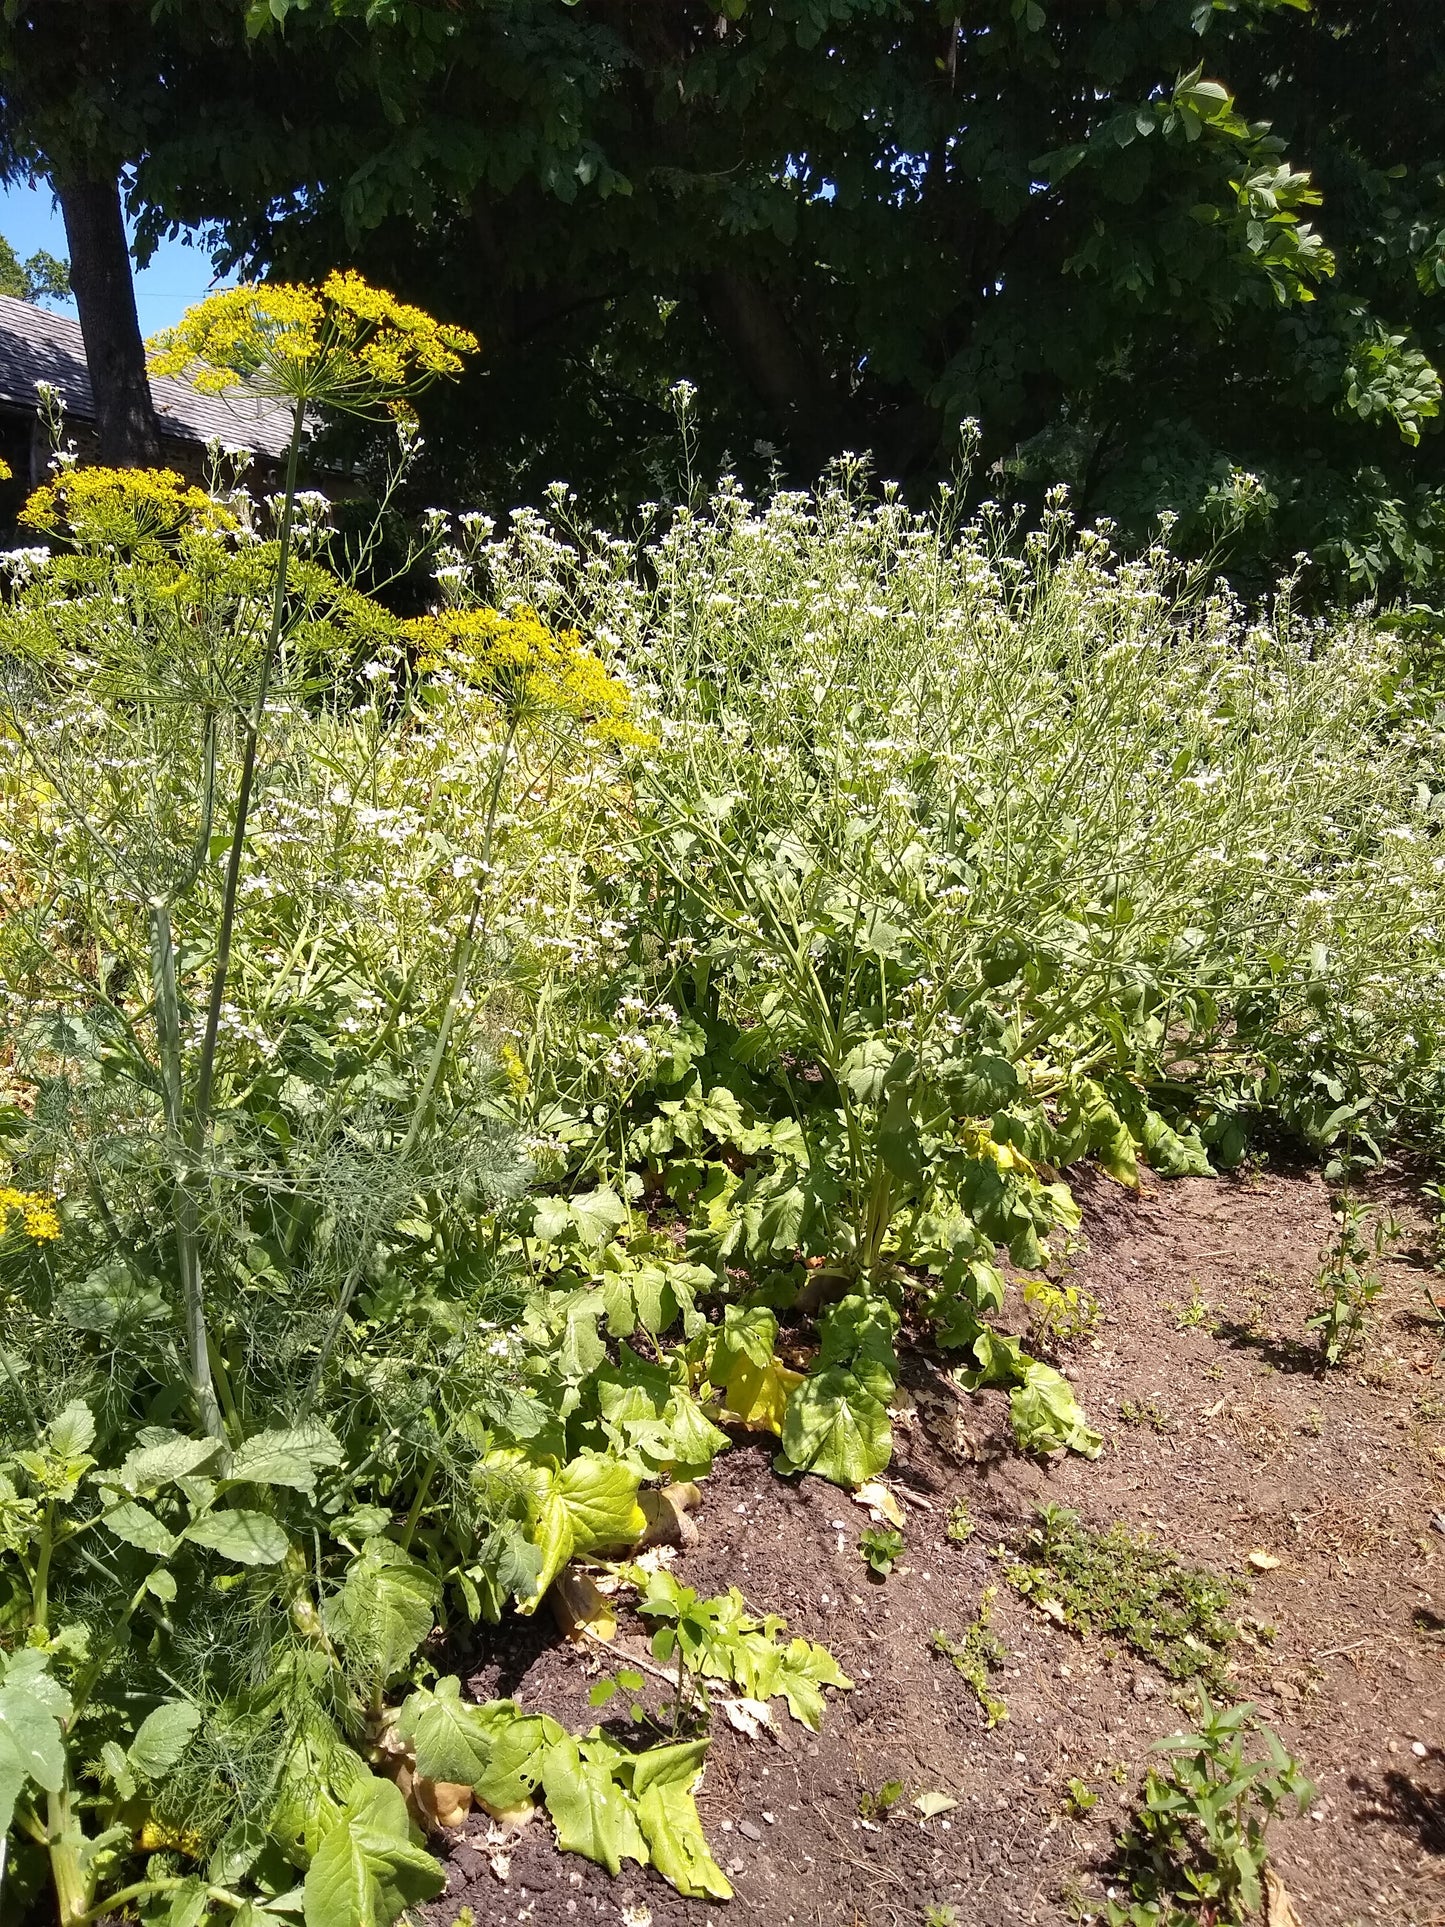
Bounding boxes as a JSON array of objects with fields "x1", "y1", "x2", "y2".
[{"x1": 430, "y1": 1164, "x2": 1445, "y2": 1927}]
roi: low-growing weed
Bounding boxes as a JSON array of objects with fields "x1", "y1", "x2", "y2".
[
  {"x1": 1309, "y1": 1191, "x2": 1400, "y2": 1368},
  {"x1": 1003, "y1": 1505, "x2": 1245, "y2": 1687},
  {"x1": 1024, "y1": 1277, "x2": 1100, "y2": 1349},
  {"x1": 946, "y1": 1497, "x2": 976, "y2": 1545},
  {"x1": 1118, "y1": 1397, "x2": 1175, "y2": 1434},
  {"x1": 860, "y1": 1524, "x2": 905, "y2": 1576},
  {"x1": 1172, "y1": 1285, "x2": 1215, "y2": 1332},
  {"x1": 923, "y1": 1906, "x2": 959, "y2": 1927},
  {"x1": 931, "y1": 1587, "x2": 1009, "y2": 1727},
  {"x1": 1064, "y1": 1776, "x2": 1098, "y2": 1818},
  {"x1": 858, "y1": 1777, "x2": 907, "y2": 1821},
  {"x1": 1103, "y1": 1694, "x2": 1313, "y2": 1926}
]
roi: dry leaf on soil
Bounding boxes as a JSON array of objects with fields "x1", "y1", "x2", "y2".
[
  {"x1": 722, "y1": 1696, "x2": 777, "y2": 1740},
  {"x1": 852, "y1": 1480, "x2": 905, "y2": 1528},
  {"x1": 1265, "y1": 1867, "x2": 1304, "y2": 1926}
]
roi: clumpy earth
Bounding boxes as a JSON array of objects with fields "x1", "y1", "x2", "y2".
[{"x1": 429, "y1": 1164, "x2": 1445, "y2": 1927}]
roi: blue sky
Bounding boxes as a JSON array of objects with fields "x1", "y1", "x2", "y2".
[{"x1": 0, "y1": 178, "x2": 225, "y2": 333}]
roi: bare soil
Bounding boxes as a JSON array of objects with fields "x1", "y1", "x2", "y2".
[{"x1": 430, "y1": 1164, "x2": 1445, "y2": 1927}]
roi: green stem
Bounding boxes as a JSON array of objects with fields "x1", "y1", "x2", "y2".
[
  {"x1": 149, "y1": 899, "x2": 220, "y2": 1439},
  {"x1": 46, "y1": 1787, "x2": 90, "y2": 1927},
  {"x1": 191, "y1": 394, "x2": 307, "y2": 1140},
  {"x1": 32, "y1": 1503, "x2": 53, "y2": 1634}
]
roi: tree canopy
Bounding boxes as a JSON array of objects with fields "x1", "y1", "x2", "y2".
[{"x1": 2, "y1": 0, "x2": 1442, "y2": 596}]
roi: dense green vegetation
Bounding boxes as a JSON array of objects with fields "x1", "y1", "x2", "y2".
[
  {"x1": 0, "y1": 250, "x2": 1441, "y2": 1914},
  {"x1": 0, "y1": 1, "x2": 1442, "y2": 595}
]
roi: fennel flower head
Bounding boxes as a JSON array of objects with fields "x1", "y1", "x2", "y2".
[
  {"x1": 0, "y1": 1185, "x2": 60, "y2": 1243},
  {"x1": 19, "y1": 465, "x2": 235, "y2": 551},
  {"x1": 406, "y1": 605, "x2": 653, "y2": 745},
  {"x1": 147, "y1": 270, "x2": 479, "y2": 420}
]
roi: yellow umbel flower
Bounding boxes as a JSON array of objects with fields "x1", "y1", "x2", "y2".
[
  {"x1": 0, "y1": 458, "x2": 11, "y2": 482},
  {"x1": 499, "y1": 1039, "x2": 530, "y2": 1099},
  {"x1": 0, "y1": 1186, "x2": 61, "y2": 1243},
  {"x1": 19, "y1": 466, "x2": 235, "y2": 551},
  {"x1": 406, "y1": 606, "x2": 650, "y2": 744},
  {"x1": 147, "y1": 271, "x2": 478, "y2": 419}
]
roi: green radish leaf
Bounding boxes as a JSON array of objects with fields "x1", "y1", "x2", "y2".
[
  {"x1": 103, "y1": 1499, "x2": 178, "y2": 1557},
  {"x1": 396, "y1": 1679, "x2": 496, "y2": 1785},
  {"x1": 631, "y1": 1740, "x2": 732, "y2": 1900},
  {"x1": 780, "y1": 1367, "x2": 892, "y2": 1487},
  {"x1": 106, "y1": 1433, "x2": 223, "y2": 1497},
  {"x1": 1009, "y1": 1361, "x2": 1103, "y2": 1458},
  {"x1": 302, "y1": 1776, "x2": 443, "y2": 1927},
  {"x1": 227, "y1": 1422, "x2": 344, "y2": 1493},
  {"x1": 183, "y1": 1510, "x2": 290, "y2": 1566},
  {"x1": 128, "y1": 1699, "x2": 202, "y2": 1780},
  {"x1": 773, "y1": 1637, "x2": 853, "y2": 1730},
  {"x1": 472, "y1": 1710, "x2": 565, "y2": 1812},
  {"x1": 540, "y1": 1734, "x2": 648, "y2": 1874},
  {"x1": 326, "y1": 1539, "x2": 440, "y2": 1685},
  {"x1": 517, "y1": 1453, "x2": 646, "y2": 1612},
  {"x1": 0, "y1": 1654, "x2": 69, "y2": 1834},
  {"x1": 568, "y1": 1186, "x2": 629, "y2": 1247}
]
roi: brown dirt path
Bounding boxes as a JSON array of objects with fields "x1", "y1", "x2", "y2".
[{"x1": 431, "y1": 1165, "x2": 1445, "y2": 1927}]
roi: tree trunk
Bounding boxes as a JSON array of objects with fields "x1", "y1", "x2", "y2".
[
  {"x1": 54, "y1": 173, "x2": 160, "y2": 467},
  {"x1": 698, "y1": 268, "x2": 841, "y2": 471}
]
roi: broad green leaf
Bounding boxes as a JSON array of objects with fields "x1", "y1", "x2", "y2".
[
  {"x1": 1010, "y1": 1361, "x2": 1103, "y2": 1458},
  {"x1": 228, "y1": 1422, "x2": 344, "y2": 1493},
  {"x1": 773, "y1": 1637, "x2": 853, "y2": 1730},
  {"x1": 48, "y1": 1400, "x2": 96, "y2": 1458},
  {"x1": 568, "y1": 1186, "x2": 629, "y2": 1247},
  {"x1": 540, "y1": 1735, "x2": 648, "y2": 1874},
  {"x1": 518, "y1": 1454, "x2": 646, "y2": 1612},
  {"x1": 1141, "y1": 1110, "x2": 1213, "y2": 1178},
  {"x1": 272, "y1": 1717, "x2": 369, "y2": 1865},
  {"x1": 781, "y1": 1367, "x2": 892, "y2": 1487},
  {"x1": 302, "y1": 1776, "x2": 443, "y2": 1927},
  {"x1": 327, "y1": 1539, "x2": 441, "y2": 1684},
  {"x1": 102, "y1": 1499, "x2": 178, "y2": 1558},
  {"x1": 530, "y1": 1196, "x2": 572, "y2": 1241},
  {"x1": 817, "y1": 1292, "x2": 898, "y2": 1373},
  {"x1": 632, "y1": 1741, "x2": 732, "y2": 1900},
  {"x1": 396, "y1": 1679, "x2": 495, "y2": 1785},
  {"x1": 128, "y1": 1700, "x2": 202, "y2": 1781},
  {"x1": 0, "y1": 1659, "x2": 68, "y2": 1834},
  {"x1": 472, "y1": 1709, "x2": 565, "y2": 1813},
  {"x1": 107, "y1": 1433, "x2": 222, "y2": 1497},
  {"x1": 183, "y1": 1510, "x2": 291, "y2": 1566}
]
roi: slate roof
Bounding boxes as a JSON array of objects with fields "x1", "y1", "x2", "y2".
[{"x1": 0, "y1": 292, "x2": 295, "y2": 459}]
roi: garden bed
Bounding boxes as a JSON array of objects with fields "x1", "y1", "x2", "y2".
[{"x1": 432, "y1": 1166, "x2": 1445, "y2": 1927}]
